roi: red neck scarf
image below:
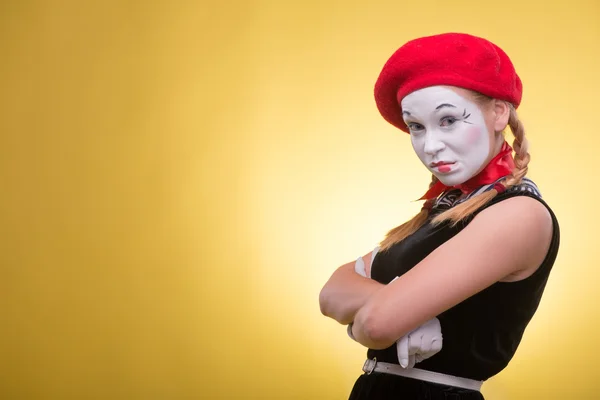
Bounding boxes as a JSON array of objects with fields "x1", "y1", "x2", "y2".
[{"x1": 419, "y1": 141, "x2": 515, "y2": 201}]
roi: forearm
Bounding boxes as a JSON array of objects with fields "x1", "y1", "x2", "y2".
[
  {"x1": 349, "y1": 276, "x2": 402, "y2": 349},
  {"x1": 350, "y1": 303, "x2": 398, "y2": 350},
  {"x1": 319, "y1": 262, "x2": 384, "y2": 325}
]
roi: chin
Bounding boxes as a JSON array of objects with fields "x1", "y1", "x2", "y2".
[
  {"x1": 438, "y1": 177, "x2": 461, "y2": 186},
  {"x1": 436, "y1": 173, "x2": 472, "y2": 186}
]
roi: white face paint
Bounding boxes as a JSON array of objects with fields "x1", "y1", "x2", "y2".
[{"x1": 401, "y1": 86, "x2": 491, "y2": 186}]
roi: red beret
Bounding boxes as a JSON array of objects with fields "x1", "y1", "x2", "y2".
[{"x1": 374, "y1": 33, "x2": 522, "y2": 133}]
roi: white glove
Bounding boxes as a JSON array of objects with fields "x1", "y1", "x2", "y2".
[
  {"x1": 396, "y1": 317, "x2": 443, "y2": 368},
  {"x1": 354, "y1": 256, "x2": 366, "y2": 277},
  {"x1": 354, "y1": 246, "x2": 380, "y2": 278}
]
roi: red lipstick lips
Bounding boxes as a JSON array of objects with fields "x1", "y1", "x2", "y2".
[{"x1": 430, "y1": 161, "x2": 454, "y2": 167}]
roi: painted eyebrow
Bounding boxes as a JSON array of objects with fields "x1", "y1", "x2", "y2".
[
  {"x1": 402, "y1": 111, "x2": 411, "y2": 116},
  {"x1": 435, "y1": 103, "x2": 457, "y2": 111}
]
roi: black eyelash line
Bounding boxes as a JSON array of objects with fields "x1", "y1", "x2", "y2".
[
  {"x1": 408, "y1": 107, "x2": 474, "y2": 129},
  {"x1": 461, "y1": 108, "x2": 473, "y2": 124}
]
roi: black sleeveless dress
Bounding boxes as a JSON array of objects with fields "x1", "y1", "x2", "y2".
[{"x1": 348, "y1": 178, "x2": 560, "y2": 400}]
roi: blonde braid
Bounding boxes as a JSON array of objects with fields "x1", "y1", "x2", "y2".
[
  {"x1": 379, "y1": 174, "x2": 438, "y2": 251},
  {"x1": 504, "y1": 105, "x2": 530, "y2": 187}
]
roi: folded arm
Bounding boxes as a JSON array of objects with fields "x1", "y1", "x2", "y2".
[
  {"x1": 319, "y1": 250, "x2": 384, "y2": 325},
  {"x1": 351, "y1": 196, "x2": 553, "y2": 349},
  {"x1": 320, "y1": 246, "x2": 445, "y2": 367}
]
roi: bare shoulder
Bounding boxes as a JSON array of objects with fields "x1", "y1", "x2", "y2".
[
  {"x1": 467, "y1": 195, "x2": 553, "y2": 279},
  {"x1": 474, "y1": 195, "x2": 552, "y2": 228}
]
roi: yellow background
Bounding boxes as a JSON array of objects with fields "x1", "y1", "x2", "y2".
[{"x1": 1, "y1": 1, "x2": 598, "y2": 399}]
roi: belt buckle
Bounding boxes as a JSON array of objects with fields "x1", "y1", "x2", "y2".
[{"x1": 362, "y1": 357, "x2": 377, "y2": 375}]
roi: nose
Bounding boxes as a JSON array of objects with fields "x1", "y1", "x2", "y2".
[{"x1": 423, "y1": 132, "x2": 446, "y2": 156}]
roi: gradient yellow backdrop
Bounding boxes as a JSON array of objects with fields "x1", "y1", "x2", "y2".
[{"x1": 1, "y1": 1, "x2": 598, "y2": 399}]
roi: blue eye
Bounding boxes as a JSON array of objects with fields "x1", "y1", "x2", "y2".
[{"x1": 441, "y1": 116, "x2": 458, "y2": 127}]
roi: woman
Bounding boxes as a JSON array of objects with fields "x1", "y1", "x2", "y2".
[{"x1": 319, "y1": 33, "x2": 560, "y2": 399}]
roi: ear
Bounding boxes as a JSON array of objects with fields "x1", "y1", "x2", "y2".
[{"x1": 493, "y1": 100, "x2": 510, "y2": 132}]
